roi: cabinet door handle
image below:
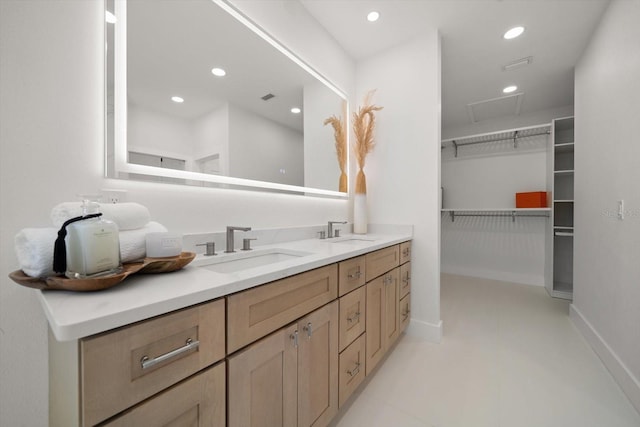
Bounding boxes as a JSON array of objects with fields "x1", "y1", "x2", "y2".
[
  {"x1": 403, "y1": 248, "x2": 410, "y2": 257},
  {"x1": 347, "y1": 362, "x2": 361, "y2": 377},
  {"x1": 402, "y1": 308, "x2": 411, "y2": 320},
  {"x1": 384, "y1": 275, "x2": 393, "y2": 286},
  {"x1": 347, "y1": 311, "x2": 361, "y2": 323},
  {"x1": 402, "y1": 274, "x2": 411, "y2": 284},
  {"x1": 291, "y1": 330, "x2": 299, "y2": 348},
  {"x1": 303, "y1": 322, "x2": 312, "y2": 340},
  {"x1": 348, "y1": 268, "x2": 362, "y2": 280},
  {"x1": 140, "y1": 338, "x2": 199, "y2": 370}
]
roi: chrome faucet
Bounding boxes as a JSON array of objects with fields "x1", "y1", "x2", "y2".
[
  {"x1": 327, "y1": 221, "x2": 347, "y2": 238},
  {"x1": 225, "y1": 226, "x2": 252, "y2": 253}
]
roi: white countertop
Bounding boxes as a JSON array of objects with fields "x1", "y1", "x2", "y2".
[{"x1": 39, "y1": 230, "x2": 412, "y2": 341}]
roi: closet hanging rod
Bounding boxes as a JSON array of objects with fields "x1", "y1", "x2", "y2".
[
  {"x1": 441, "y1": 130, "x2": 550, "y2": 150},
  {"x1": 446, "y1": 210, "x2": 550, "y2": 223}
]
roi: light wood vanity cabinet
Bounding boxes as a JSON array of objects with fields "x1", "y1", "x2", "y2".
[
  {"x1": 49, "y1": 241, "x2": 411, "y2": 427},
  {"x1": 50, "y1": 298, "x2": 226, "y2": 427},
  {"x1": 228, "y1": 301, "x2": 339, "y2": 427}
]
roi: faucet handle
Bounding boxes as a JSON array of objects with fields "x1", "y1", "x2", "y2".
[
  {"x1": 242, "y1": 238, "x2": 257, "y2": 251},
  {"x1": 317, "y1": 231, "x2": 326, "y2": 240},
  {"x1": 196, "y1": 241, "x2": 216, "y2": 256}
]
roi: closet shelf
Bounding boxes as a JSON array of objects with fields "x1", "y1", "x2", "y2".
[
  {"x1": 441, "y1": 208, "x2": 550, "y2": 222},
  {"x1": 441, "y1": 123, "x2": 551, "y2": 158}
]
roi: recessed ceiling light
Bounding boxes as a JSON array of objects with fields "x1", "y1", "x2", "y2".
[
  {"x1": 171, "y1": 96, "x2": 184, "y2": 103},
  {"x1": 291, "y1": 107, "x2": 301, "y2": 114},
  {"x1": 105, "y1": 11, "x2": 117, "y2": 24},
  {"x1": 367, "y1": 11, "x2": 380, "y2": 22},
  {"x1": 504, "y1": 26, "x2": 525, "y2": 40},
  {"x1": 211, "y1": 67, "x2": 226, "y2": 77},
  {"x1": 503, "y1": 85, "x2": 518, "y2": 94}
]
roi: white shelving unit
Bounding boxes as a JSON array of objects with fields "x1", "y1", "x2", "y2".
[{"x1": 545, "y1": 117, "x2": 575, "y2": 300}]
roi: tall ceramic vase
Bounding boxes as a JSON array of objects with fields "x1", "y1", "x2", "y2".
[{"x1": 354, "y1": 169, "x2": 367, "y2": 234}]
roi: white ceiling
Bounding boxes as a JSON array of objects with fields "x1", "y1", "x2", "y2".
[{"x1": 299, "y1": 0, "x2": 610, "y2": 131}]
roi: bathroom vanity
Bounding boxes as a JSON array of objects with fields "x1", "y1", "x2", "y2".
[{"x1": 41, "y1": 229, "x2": 412, "y2": 426}]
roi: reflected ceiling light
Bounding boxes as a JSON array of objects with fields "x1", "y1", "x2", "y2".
[
  {"x1": 211, "y1": 67, "x2": 226, "y2": 77},
  {"x1": 171, "y1": 96, "x2": 184, "y2": 103},
  {"x1": 105, "y1": 11, "x2": 117, "y2": 24},
  {"x1": 291, "y1": 107, "x2": 301, "y2": 114},
  {"x1": 367, "y1": 11, "x2": 380, "y2": 22},
  {"x1": 503, "y1": 26, "x2": 524, "y2": 39},
  {"x1": 503, "y1": 85, "x2": 518, "y2": 94}
]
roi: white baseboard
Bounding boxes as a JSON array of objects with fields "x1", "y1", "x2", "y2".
[
  {"x1": 406, "y1": 318, "x2": 443, "y2": 343},
  {"x1": 570, "y1": 304, "x2": 640, "y2": 414},
  {"x1": 441, "y1": 265, "x2": 545, "y2": 287}
]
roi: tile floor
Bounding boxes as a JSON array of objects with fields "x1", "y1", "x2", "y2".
[{"x1": 333, "y1": 274, "x2": 640, "y2": 427}]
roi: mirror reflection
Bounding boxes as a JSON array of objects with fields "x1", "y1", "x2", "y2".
[{"x1": 106, "y1": 0, "x2": 348, "y2": 195}]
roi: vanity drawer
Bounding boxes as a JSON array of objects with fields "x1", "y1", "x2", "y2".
[
  {"x1": 400, "y1": 241, "x2": 412, "y2": 265},
  {"x1": 102, "y1": 361, "x2": 225, "y2": 427},
  {"x1": 339, "y1": 286, "x2": 366, "y2": 352},
  {"x1": 338, "y1": 255, "x2": 366, "y2": 296},
  {"x1": 81, "y1": 298, "x2": 225, "y2": 426},
  {"x1": 227, "y1": 264, "x2": 338, "y2": 353},
  {"x1": 339, "y1": 333, "x2": 366, "y2": 408},
  {"x1": 400, "y1": 293, "x2": 411, "y2": 333},
  {"x1": 365, "y1": 245, "x2": 399, "y2": 281},
  {"x1": 400, "y1": 261, "x2": 411, "y2": 299}
]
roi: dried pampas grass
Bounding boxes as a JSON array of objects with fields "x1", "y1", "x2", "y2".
[
  {"x1": 323, "y1": 100, "x2": 348, "y2": 192},
  {"x1": 353, "y1": 90, "x2": 383, "y2": 194}
]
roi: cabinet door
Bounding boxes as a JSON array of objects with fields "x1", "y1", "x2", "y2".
[
  {"x1": 81, "y1": 299, "x2": 225, "y2": 426},
  {"x1": 338, "y1": 256, "x2": 366, "y2": 296},
  {"x1": 297, "y1": 302, "x2": 339, "y2": 427},
  {"x1": 338, "y1": 286, "x2": 366, "y2": 352},
  {"x1": 228, "y1": 324, "x2": 298, "y2": 427},
  {"x1": 400, "y1": 293, "x2": 411, "y2": 333},
  {"x1": 400, "y1": 261, "x2": 411, "y2": 299},
  {"x1": 365, "y1": 276, "x2": 385, "y2": 375},
  {"x1": 339, "y1": 333, "x2": 366, "y2": 408},
  {"x1": 399, "y1": 241, "x2": 411, "y2": 265},
  {"x1": 228, "y1": 264, "x2": 338, "y2": 353},
  {"x1": 365, "y1": 245, "x2": 399, "y2": 281},
  {"x1": 102, "y1": 361, "x2": 225, "y2": 427},
  {"x1": 384, "y1": 268, "x2": 400, "y2": 349}
]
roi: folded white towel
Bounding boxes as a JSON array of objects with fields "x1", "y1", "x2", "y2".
[
  {"x1": 119, "y1": 221, "x2": 168, "y2": 262},
  {"x1": 14, "y1": 221, "x2": 169, "y2": 278},
  {"x1": 51, "y1": 202, "x2": 151, "y2": 231},
  {"x1": 14, "y1": 228, "x2": 57, "y2": 278}
]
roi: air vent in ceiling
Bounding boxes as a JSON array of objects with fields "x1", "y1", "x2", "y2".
[
  {"x1": 502, "y1": 56, "x2": 533, "y2": 71},
  {"x1": 261, "y1": 93, "x2": 275, "y2": 101},
  {"x1": 466, "y1": 93, "x2": 524, "y2": 123}
]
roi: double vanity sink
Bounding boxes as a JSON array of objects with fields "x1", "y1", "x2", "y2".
[{"x1": 38, "y1": 226, "x2": 412, "y2": 341}]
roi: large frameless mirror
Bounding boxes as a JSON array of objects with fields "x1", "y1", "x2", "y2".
[{"x1": 106, "y1": 0, "x2": 348, "y2": 197}]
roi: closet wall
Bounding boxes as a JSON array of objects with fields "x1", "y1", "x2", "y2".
[{"x1": 441, "y1": 107, "x2": 572, "y2": 286}]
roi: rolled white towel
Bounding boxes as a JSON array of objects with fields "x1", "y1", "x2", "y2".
[
  {"x1": 51, "y1": 202, "x2": 151, "y2": 231},
  {"x1": 14, "y1": 221, "x2": 169, "y2": 278},
  {"x1": 14, "y1": 228, "x2": 58, "y2": 278},
  {"x1": 119, "y1": 221, "x2": 168, "y2": 262}
]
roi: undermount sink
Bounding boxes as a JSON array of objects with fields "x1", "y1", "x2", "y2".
[
  {"x1": 331, "y1": 237, "x2": 377, "y2": 244},
  {"x1": 193, "y1": 248, "x2": 313, "y2": 274}
]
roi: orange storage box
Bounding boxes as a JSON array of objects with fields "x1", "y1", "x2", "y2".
[{"x1": 516, "y1": 192, "x2": 547, "y2": 208}]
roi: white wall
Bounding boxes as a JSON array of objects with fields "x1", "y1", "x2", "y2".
[
  {"x1": 356, "y1": 35, "x2": 443, "y2": 341},
  {"x1": 127, "y1": 103, "x2": 195, "y2": 163},
  {"x1": 572, "y1": 0, "x2": 640, "y2": 413},
  {"x1": 192, "y1": 104, "x2": 229, "y2": 175},
  {"x1": 228, "y1": 104, "x2": 304, "y2": 186},
  {"x1": 0, "y1": 1, "x2": 354, "y2": 425}
]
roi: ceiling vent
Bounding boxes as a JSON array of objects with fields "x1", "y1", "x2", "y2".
[
  {"x1": 502, "y1": 56, "x2": 533, "y2": 71},
  {"x1": 261, "y1": 93, "x2": 275, "y2": 101},
  {"x1": 466, "y1": 93, "x2": 524, "y2": 123}
]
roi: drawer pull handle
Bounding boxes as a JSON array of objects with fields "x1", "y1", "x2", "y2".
[
  {"x1": 402, "y1": 308, "x2": 411, "y2": 320},
  {"x1": 347, "y1": 311, "x2": 361, "y2": 323},
  {"x1": 403, "y1": 248, "x2": 410, "y2": 257},
  {"x1": 303, "y1": 322, "x2": 313, "y2": 340},
  {"x1": 384, "y1": 275, "x2": 393, "y2": 286},
  {"x1": 291, "y1": 330, "x2": 299, "y2": 348},
  {"x1": 140, "y1": 338, "x2": 199, "y2": 370},
  {"x1": 348, "y1": 269, "x2": 362, "y2": 280},
  {"x1": 347, "y1": 362, "x2": 361, "y2": 377},
  {"x1": 402, "y1": 274, "x2": 411, "y2": 284}
]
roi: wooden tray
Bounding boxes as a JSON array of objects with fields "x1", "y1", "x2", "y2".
[{"x1": 8, "y1": 252, "x2": 196, "y2": 292}]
